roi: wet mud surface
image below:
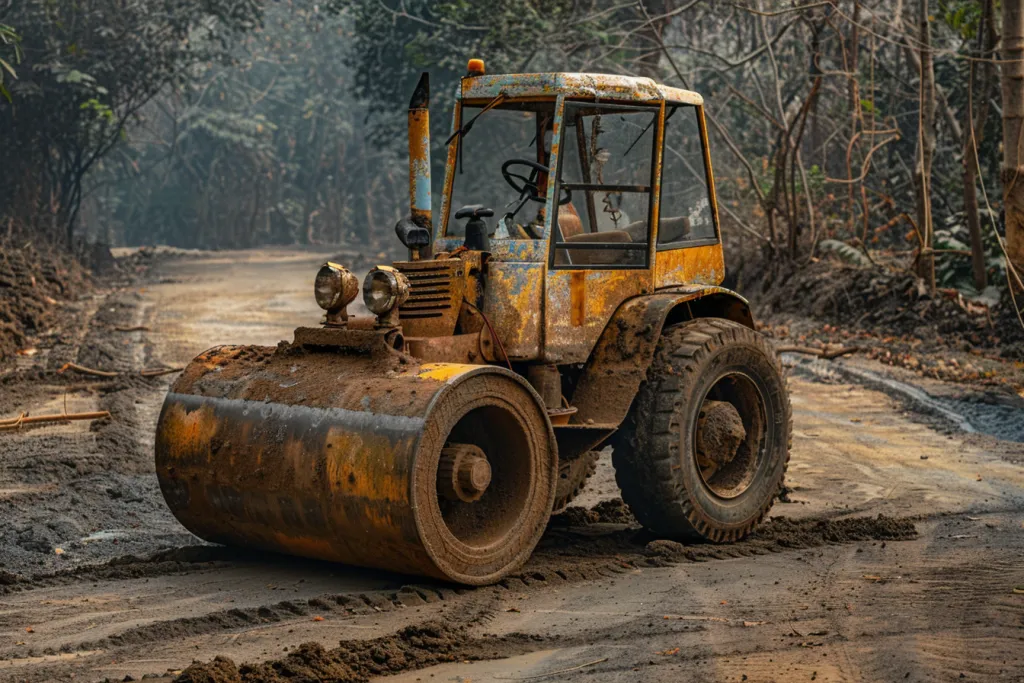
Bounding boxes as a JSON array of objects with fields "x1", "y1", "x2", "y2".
[{"x1": 0, "y1": 248, "x2": 1022, "y2": 683}]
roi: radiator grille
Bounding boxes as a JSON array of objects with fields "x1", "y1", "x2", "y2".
[{"x1": 395, "y1": 259, "x2": 464, "y2": 336}]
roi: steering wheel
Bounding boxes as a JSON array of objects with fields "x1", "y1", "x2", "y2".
[{"x1": 501, "y1": 159, "x2": 572, "y2": 206}]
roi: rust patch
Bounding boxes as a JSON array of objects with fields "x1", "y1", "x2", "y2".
[
  {"x1": 570, "y1": 271, "x2": 585, "y2": 327},
  {"x1": 544, "y1": 269, "x2": 649, "y2": 364},
  {"x1": 655, "y1": 243, "x2": 725, "y2": 289},
  {"x1": 481, "y1": 261, "x2": 543, "y2": 360}
]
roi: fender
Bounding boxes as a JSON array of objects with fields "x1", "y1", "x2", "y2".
[{"x1": 570, "y1": 285, "x2": 753, "y2": 429}]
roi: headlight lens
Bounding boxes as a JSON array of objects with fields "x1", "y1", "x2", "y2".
[
  {"x1": 314, "y1": 262, "x2": 357, "y2": 311},
  {"x1": 363, "y1": 268, "x2": 409, "y2": 315}
]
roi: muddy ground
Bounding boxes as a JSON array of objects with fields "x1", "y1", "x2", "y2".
[{"x1": 1, "y1": 248, "x2": 1023, "y2": 683}]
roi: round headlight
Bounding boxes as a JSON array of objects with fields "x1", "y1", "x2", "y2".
[
  {"x1": 314, "y1": 262, "x2": 358, "y2": 312},
  {"x1": 362, "y1": 267, "x2": 409, "y2": 315}
]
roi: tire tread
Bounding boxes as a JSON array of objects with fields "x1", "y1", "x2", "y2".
[{"x1": 612, "y1": 318, "x2": 793, "y2": 542}]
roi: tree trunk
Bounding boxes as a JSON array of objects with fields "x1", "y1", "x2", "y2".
[
  {"x1": 913, "y1": 0, "x2": 936, "y2": 291},
  {"x1": 964, "y1": 0, "x2": 996, "y2": 291},
  {"x1": 846, "y1": 1, "x2": 861, "y2": 236},
  {"x1": 1001, "y1": 0, "x2": 1024, "y2": 274}
]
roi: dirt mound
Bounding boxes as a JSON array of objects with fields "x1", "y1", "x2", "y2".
[
  {"x1": 591, "y1": 498, "x2": 635, "y2": 524},
  {"x1": 551, "y1": 497, "x2": 636, "y2": 527},
  {"x1": 751, "y1": 259, "x2": 1023, "y2": 359},
  {"x1": 177, "y1": 656, "x2": 241, "y2": 683},
  {"x1": 550, "y1": 505, "x2": 599, "y2": 526},
  {"x1": 0, "y1": 241, "x2": 92, "y2": 364},
  {"x1": 176, "y1": 621, "x2": 538, "y2": 683},
  {"x1": 533, "y1": 512, "x2": 916, "y2": 571}
]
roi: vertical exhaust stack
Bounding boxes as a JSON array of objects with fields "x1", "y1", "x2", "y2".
[{"x1": 408, "y1": 72, "x2": 432, "y2": 239}]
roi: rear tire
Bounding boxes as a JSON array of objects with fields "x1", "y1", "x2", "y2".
[{"x1": 612, "y1": 318, "x2": 791, "y2": 542}]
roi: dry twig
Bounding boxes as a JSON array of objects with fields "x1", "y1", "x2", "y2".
[
  {"x1": 0, "y1": 411, "x2": 111, "y2": 432},
  {"x1": 58, "y1": 362, "x2": 119, "y2": 378},
  {"x1": 58, "y1": 362, "x2": 183, "y2": 378},
  {"x1": 139, "y1": 367, "x2": 185, "y2": 378}
]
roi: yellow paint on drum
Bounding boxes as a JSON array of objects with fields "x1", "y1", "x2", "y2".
[{"x1": 410, "y1": 362, "x2": 484, "y2": 383}]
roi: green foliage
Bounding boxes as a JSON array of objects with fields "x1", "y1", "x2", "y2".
[
  {"x1": 330, "y1": 0, "x2": 624, "y2": 144},
  {"x1": 90, "y1": 3, "x2": 401, "y2": 249},
  {"x1": 0, "y1": 23, "x2": 21, "y2": 102},
  {"x1": 940, "y1": 0, "x2": 984, "y2": 40},
  {"x1": 818, "y1": 239, "x2": 873, "y2": 267},
  {"x1": 0, "y1": 0, "x2": 262, "y2": 243},
  {"x1": 934, "y1": 211, "x2": 1006, "y2": 293}
]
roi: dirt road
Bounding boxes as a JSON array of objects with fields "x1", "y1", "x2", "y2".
[{"x1": 1, "y1": 249, "x2": 1022, "y2": 683}]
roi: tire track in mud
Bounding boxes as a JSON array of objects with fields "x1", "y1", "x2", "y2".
[
  {"x1": 5, "y1": 509, "x2": 917, "y2": 670},
  {"x1": 170, "y1": 511, "x2": 919, "y2": 683},
  {"x1": 0, "y1": 289, "x2": 196, "y2": 579}
]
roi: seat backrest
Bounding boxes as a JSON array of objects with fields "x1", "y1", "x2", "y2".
[
  {"x1": 557, "y1": 203, "x2": 584, "y2": 239},
  {"x1": 658, "y1": 215, "x2": 692, "y2": 243},
  {"x1": 554, "y1": 230, "x2": 633, "y2": 265}
]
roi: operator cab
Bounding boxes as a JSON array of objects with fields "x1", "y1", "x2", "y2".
[{"x1": 441, "y1": 76, "x2": 718, "y2": 268}]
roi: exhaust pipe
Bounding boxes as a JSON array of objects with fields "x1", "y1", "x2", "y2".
[{"x1": 408, "y1": 72, "x2": 432, "y2": 235}]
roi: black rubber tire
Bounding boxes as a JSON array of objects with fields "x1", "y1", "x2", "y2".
[
  {"x1": 612, "y1": 318, "x2": 791, "y2": 542},
  {"x1": 552, "y1": 451, "x2": 600, "y2": 514}
]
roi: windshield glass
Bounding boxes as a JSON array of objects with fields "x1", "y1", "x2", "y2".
[
  {"x1": 553, "y1": 103, "x2": 657, "y2": 267},
  {"x1": 445, "y1": 101, "x2": 556, "y2": 239}
]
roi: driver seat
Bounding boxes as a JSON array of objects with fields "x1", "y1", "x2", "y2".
[{"x1": 557, "y1": 203, "x2": 584, "y2": 239}]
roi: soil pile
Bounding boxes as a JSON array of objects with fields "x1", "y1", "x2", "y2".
[
  {"x1": 0, "y1": 241, "x2": 92, "y2": 364},
  {"x1": 745, "y1": 257, "x2": 1024, "y2": 389},
  {"x1": 751, "y1": 259, "x2": 1021, "y2": 356},
  {"x1": 551, "y1": 498, "x2": 636, "y2": 527},
  {"x1": 175, "y1": 621, "x2": 539, "y2": 683}
]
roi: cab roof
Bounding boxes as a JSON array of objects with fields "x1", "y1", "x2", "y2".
[{"x1": 460, "y1": 72, "x2": 703, "y2": 106}]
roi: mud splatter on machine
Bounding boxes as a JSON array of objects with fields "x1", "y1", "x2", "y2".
[{"x1": 155, "y1": 62, "x2": 791, "y2": 585}]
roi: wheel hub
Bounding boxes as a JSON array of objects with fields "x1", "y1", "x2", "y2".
[
  {"x1": 695, "y1": 400, "x2": 746, "y2": 470},
  {"x1": 438, "y1": 443, "x2": 492, "y2": 503}
]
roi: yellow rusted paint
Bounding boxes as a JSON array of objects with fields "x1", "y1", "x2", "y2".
[
  {"x1": 461, "y1": 73, "x2": 703, "y2": 106},
  {"x1": 408, "y1": 73, "x2": 432, "y2": 232},
  {"x1": 655, "y1": 244, "x2": 725, "y2": 289},
  {"x1": 697, "y1": 105, "x2": 722, "y2": 239},
  {"x1": 157, "y1": 401, "x2": 219, "y2": 462},
  {"x1": 410, "y1": 362, "x2": 482, "y2": 383},
  {"x1": 482, "y1": 261, "x2": 543, "y2": 359},
  {"x1": 323, "y1": 427, "x2": 409, "y2": 505},
  {"x1": 648, "y1": 101, "x2": 666, "y2": 261},
  {"x1": 544, "y1": 268, "x2": 650, "y2": 364},
  {"x1": 155, "y1": 73, "x2": 750, "y2": 587}
]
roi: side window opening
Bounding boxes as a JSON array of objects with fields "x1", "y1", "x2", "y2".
[
  {"x1": 658, "y1": 105, "x2": 717, "y2": 246},
  {"x1": 552, "y1": 103, "x2": 657, "y2": 269}
]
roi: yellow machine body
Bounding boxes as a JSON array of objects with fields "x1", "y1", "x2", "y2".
[{"x1": 156, "y1": 71, "x2": 760, "y2": 585}]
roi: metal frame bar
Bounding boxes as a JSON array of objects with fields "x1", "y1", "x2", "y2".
[
  {"x1": 655, "y1": 103, "x2": 723, "y2": 251},
  {"x1": 553, "y1": 242, "x2": 648, "y2": 250},
  {"x1": 548, "y1": 100, "x2": 660, "y2": 271},
  {"x1": 561, "y1": 183, "x2": 651, "y2": 193}
]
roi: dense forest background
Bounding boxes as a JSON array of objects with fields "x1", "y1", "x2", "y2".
[{"x1": 2, "y1": 0, "x2": 1023, "y2": 296}]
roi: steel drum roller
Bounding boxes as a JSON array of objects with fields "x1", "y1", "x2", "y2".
[{"x1": 155, "y1": 344, "x2": 557, "y2": 585}]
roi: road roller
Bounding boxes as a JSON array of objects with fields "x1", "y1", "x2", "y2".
[{"x1": 155, "y1": 63, "x2": 791, "y2": 585}]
